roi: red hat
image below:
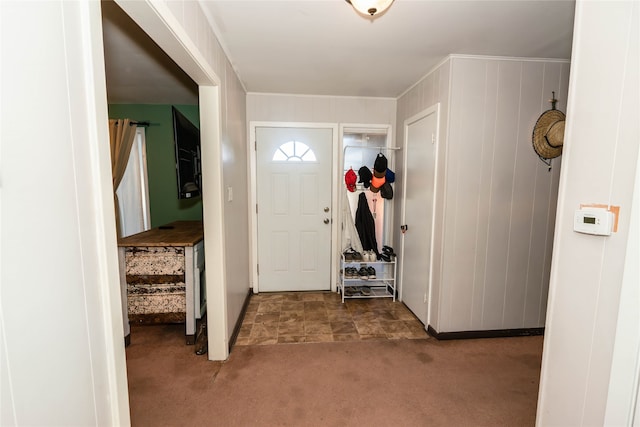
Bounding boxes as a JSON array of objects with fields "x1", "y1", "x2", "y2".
[{"x1": 345, "y1": 168, "x2": 357, "y2": 192}]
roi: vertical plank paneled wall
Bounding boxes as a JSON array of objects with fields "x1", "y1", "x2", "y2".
[
  {"x1": 397, "y1": 56, "x2": 570, "y2": 333},
  {"x1": 246, "y1": 93, "x2": 397, "y2": 128},
  {"x1": 145, "y1": 0, "x2": 251, "y2": 353}
]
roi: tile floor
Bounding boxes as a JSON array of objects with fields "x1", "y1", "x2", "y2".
[{"x1": 234, "y1": 291, "x2": 429, "y2": 346}]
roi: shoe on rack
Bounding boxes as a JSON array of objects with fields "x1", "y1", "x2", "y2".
[
  {"x1": 367, "y1": 266, "x2": 376, "y2": 279},
  {"x1": 360, "y1": 286, "x2": 372, "y2": 296},
  {"x1": 380, "y1": 253, "x2": 391, "y2": 262},
  {"x1": 358, "y1": 267, "x2": 369, "y2": 280},
  {"x1": 344, "y1": 247, "x2": 363, "y2": 261},
  {"x1": 382, "y1": 245, "x2": 396, "y2": 259}
]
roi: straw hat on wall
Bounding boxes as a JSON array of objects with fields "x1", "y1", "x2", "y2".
[{"x1": 532, "y1": 109, "x2": 565, "y2": 159}]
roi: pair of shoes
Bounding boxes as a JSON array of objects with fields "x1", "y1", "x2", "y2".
[
  {"x1": 367, "y1": 266, "x2": 376, "y2": 279},
  {"x1": 344, "y1": 286, "x2": 358, "y2": 296},
  {"x1": 344, "y1": 267, "x2": 358, "y2": 278},
  {"x1": 343, "y1": 248, "x2": 362, "y2": 261},
  {"x1": 344, "y1": 248, "x2": 363, "y2": 261},
  {"x1": 362, "y1": 250, "x2": 377, "y2": 262},
  {"x1": 358, "y1": 267, "x2": 369, "y2": 280},
  {"x1": 380, "y1": 245, "x2": 396, "y2": 262}
]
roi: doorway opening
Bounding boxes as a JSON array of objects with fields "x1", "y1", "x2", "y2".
[
  {"x1": 105, "y1": 0, "x2": 228, "y2": 364},
  {"x1": 340, "y1": 125, "x2": 395, "y2": 260}
]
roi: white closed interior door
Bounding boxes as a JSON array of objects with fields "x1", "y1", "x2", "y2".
[
  {"x1": 401, "y1": 109, "x2": 438, "y2": 325},
  {"x1": 256, "y1": 127, "x2": 333, "y2": 292}
]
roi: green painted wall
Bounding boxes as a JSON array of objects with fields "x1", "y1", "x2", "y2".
[{"x1": 108, "y1": 104, "x2": 202, "y2": 228}]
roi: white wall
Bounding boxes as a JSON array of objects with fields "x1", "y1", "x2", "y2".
[
  {"x1": 161, "y1": 0, "x2": 250, "y2": 347},
  {"x1": 442, "y1": 56, "x2": 569, "y2": 332},
  {"x1": 537, "y1": 0, "x2": 639, "y2": 424},
  {"x1": 605, "y1": 145, "x2": 640, "y2": 426},
  {"x1": 247, "y1": 93, "x2": 396, "y2": 127},
  {"x1": 396, "y1": 56, "x2": 570, "y2": 333},
  {"x1": 220, "y1": 62, "x2": 250, "y2": 340},
  {"x1": 1, "y1": 1, "x2": 129, "y2": 425}
]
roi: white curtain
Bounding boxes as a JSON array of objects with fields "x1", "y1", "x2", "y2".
[
  {"x1": 115, "y1": 128, "x2": 150, "y2": 237},
  {"x1": 108, "y1": 119, "x2": 137, "y2": 237}
]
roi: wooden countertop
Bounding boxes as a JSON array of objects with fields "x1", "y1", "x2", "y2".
[{"x1": 118, "y1": 221, "x2": 204, "y2": 247}]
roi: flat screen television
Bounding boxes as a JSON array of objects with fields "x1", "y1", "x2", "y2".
[{"x1": 172, "y1": 106, "x2": 201, "y2": 199}]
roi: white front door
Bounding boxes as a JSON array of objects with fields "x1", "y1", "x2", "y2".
[
  {"x1": 256, "y1": 127, "x2": 333, "y2": 292},
  {"x1": 400, "y1": 107, "x2": 439, "y2": 325}
]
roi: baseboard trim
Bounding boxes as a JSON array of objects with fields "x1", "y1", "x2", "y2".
[
  {"x1": 427, "y1": 325, "x2": 544, "y2": 340},
  {"x1": 228, "y1": 288, "x2": 253, "y2": 352}
]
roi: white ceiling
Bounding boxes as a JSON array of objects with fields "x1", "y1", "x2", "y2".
[{"x1": 102, "y1": 0, "x2": 575, "y2": 104}]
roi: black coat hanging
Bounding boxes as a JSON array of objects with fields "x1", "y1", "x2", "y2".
[{"x1": 354, "y1": 192, "x2": 378, "y2": 256}]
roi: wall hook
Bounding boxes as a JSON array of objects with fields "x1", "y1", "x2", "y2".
[{"x1": 549, "y1": 91, "x2": 558, "y2": 110}]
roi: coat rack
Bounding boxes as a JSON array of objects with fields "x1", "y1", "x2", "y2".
[{"x1": 343, "y1": 145, "x2": 401, "y2": 171}]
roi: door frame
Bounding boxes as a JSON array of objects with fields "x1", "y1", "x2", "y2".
[
  {"x1": 338, "y1": 123, "x2": 394, "y2": 285},
  {"x1": 114, "y1": 1, "x2": 228, "y2": 361},
  {"x1": 398, "y1": 103, "x2": 440, "y2": 326},
  {"x1": 249, "y1": 122, "x2": 339, "y2": 293}
]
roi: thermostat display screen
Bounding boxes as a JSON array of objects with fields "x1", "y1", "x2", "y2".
[{"x1": 584, "y1": 217, "x2": 596, "y2": 224}]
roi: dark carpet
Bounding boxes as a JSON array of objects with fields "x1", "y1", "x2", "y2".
[{"x1": 126, "y1": 324, "x2": 542, "y2": 426}]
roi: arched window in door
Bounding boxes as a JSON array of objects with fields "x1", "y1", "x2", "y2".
[{"x1": 272, "y1": 140, "x2": 317, "y2": 162}]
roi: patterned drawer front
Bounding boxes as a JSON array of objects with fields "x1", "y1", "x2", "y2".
[
  {"x1": 125, "y1": 246, "x2": 185, "y2": 275},
  {"x1": 128, "y1": 283, "x2": 185, "y2": 295},
  {"x1": 128, "y1": 286, "x2": 186, "y2": 315}
]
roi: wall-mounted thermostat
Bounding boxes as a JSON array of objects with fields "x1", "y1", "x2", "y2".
[{"x1": 574, "y1": 207, "x2": 614, "y2": 236}]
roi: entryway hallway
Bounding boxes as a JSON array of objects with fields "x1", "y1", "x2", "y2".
[{"x1": 235, "y1": 291, "x2": 428, "y2": 345}]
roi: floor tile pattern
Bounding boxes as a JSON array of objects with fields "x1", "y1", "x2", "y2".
[{"x1": 234, "y1": 291, "x2": 429, "y2": 346}]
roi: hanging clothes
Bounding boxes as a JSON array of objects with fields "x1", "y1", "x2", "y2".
[
  {"x1": 355, "y1": 192, "x2": 379, "y2": 256},
  {"x1": 342, "y1": 191, "x2": 364, "y2": 253}
]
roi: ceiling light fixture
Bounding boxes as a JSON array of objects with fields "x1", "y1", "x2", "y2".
[{"x1": 345, "y1": 0, "x2": 394, "y2": 17}]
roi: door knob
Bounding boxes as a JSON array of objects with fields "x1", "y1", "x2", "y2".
[
  {"x1": 323, "y1": 218, "x2": 330, "y2": 224},
  {"x1": 324, "y1": 207, "x2": 330, "y2": 212}
]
